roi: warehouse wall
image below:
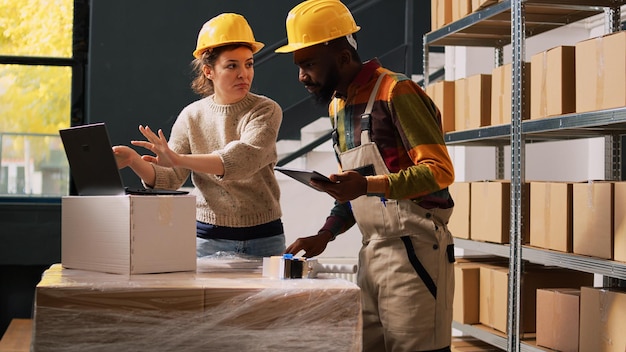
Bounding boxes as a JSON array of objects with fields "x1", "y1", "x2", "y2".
[{"x1": 86, "y1": 0, "x2": 428, "y2": 191}]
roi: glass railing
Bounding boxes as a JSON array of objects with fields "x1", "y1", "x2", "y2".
[{"x1": 0, "y1": 132, "x2": 69, "y2": 198}]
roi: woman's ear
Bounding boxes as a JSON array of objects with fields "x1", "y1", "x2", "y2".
[{"x1": 202, "y1": 65, "x2": 212, "y2": 79}]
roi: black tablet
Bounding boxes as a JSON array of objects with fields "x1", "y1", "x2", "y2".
[{"x1": 274, "y1": 166, "x2": 334, "y2": 191}]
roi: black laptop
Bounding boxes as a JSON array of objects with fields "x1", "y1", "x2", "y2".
[{"x1": 59, "y1": 123, "x2": 188, "y2": 196}]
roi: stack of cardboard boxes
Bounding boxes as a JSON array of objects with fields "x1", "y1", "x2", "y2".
[
  {"x1": 431, "y1": 0, "x2": 500, "y2": 31},
  {"x1": 431, "y1": 2, "x2": 626, "y2": 351},
  {"x1": 452, "y1": 254, "x2": 626, "y2": 351},
  {"x1": 425, "y1": 31, "x2": 626, "y2": 133},
  {"x1": 449, "y1": 180, "x2": 626, "y2": 262},
  {"x1": 453, "y1": 258, "x2": 594, "y2": 335},
  {"x1": 449, "y1": 180, "x2": 626, "y2": 351}
]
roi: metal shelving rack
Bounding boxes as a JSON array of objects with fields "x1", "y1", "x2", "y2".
[{"x1": 423, "y1": 1, "x2": 625, "y2": 351}]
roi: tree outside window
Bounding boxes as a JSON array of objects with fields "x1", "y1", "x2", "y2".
[{"x1": 0, "y1": 0, "x2": 74, "y2": 197}]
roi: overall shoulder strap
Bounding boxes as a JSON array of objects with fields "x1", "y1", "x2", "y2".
[{"x1": 360, "y1": 72, "x2": 387, "y2": 144}]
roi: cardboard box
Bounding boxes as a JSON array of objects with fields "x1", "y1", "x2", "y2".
[
  {"x1": 536, "y1": 288, "x2": 581, "y2": 352},
  {"x1": 613, "y1": 182, "x2": 626, "y2": 262},
  {"x1": 62, "y1": 195, "x2": 197, "y2": 274},
  {"x1": 448, "y1": 181, "x2": 470, "y2": 239},
  {"x1": 472, "y1": 0, "x2": 498, "y2": 11},
  {"x1": 491, "y1": 62, "x2": 530, "y2": 126},
  {"x1": 453, "y1": 262, "x2": 480, "y2": 324},
  {"x1": 470, "y1": 180, "x2": 529, "y2": 244},
  {"x1": 529, "y1": 182, "x2": 573, "y2": 252},
  {"x1": 579, "y1": 287, "x2": 626, "y2": 352},
  {"x1": 576, "y1": 32, "x2": 626, "y2": 113},
  {"x1": 478, "y1": 264, "x2": 509, "y2": 332},
  {"x1": 452, "y1": 0, "x2": 472, "y2": 22},
  {"x1": 33, "y1": 264, "x2": 362, "y2": 352},
  {"x1": 451, "y1": 337, "x2": 502, "y2": 351},
  {"x1": 479, "y1": 264, "x2": 593, "y2": 334},
  {"x1": 453, "y1": 257, "x2": 509, "y2": 327},
  {"x1": 602, "y1": 31, "x2": 626, "y2": 111},
  {"x1": 426, "y1": 80, "x2": 455, "y2": 133},
  {"x1": 432, "y1": 0, "x2": 453, "y2": 30},
  {"x1": 530, "y1": 46, "x2": 576, "y2": 119},
  {"x1": 573, "y1": 181, "x2": 614, "y2": 259},
  {"x1": 455, "y1": 75, "x2": 492, "y2": 131}
]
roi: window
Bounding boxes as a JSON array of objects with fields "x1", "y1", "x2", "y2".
[{"x1": 0, "y1": 0, "x2": 77, "y2": 198}]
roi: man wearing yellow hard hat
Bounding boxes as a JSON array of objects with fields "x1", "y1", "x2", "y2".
[
  {"x1": 277, "y1": 1, "x2": 455, "y2": 351},
  {"x1": 114, "y1": 13, "x2": 286, "y2": 258}
]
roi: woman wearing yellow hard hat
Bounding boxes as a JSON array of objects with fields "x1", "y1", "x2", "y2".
[{"x1": 113, "y1": 13, "x2": 286, "y2": 258}]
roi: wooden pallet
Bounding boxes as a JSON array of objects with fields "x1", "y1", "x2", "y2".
[{"x1": 0, "y1": 319, "x2": 32, "y2": 352}]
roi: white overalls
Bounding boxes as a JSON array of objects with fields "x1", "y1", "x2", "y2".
[{"x1": 333, "y1": 74, "x2": 455, "y2": 352}]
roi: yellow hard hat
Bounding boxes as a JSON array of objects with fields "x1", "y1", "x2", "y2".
[
  {"x1": 275, "y1": 0, "x2": 360, "y2": 53},
  {"x1": 193, "y1": 13, "x2": 265, "y2": 58}
]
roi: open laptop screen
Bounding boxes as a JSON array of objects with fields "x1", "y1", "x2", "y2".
[
  {"x1": 59, "y1": 123, "x2": 126, "y2": 196},
  {"x1": 59, "y1": 123, "x2": 188, "y2": 196}
]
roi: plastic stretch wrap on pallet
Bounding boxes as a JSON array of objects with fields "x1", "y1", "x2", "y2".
[{"x1": 32, "y1": 256, "x2": 362, "y2": 352}]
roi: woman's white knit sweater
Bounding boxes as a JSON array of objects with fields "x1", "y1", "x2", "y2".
[{"x1": 151, "y1": 92, "x2": 283, "y2": 227}]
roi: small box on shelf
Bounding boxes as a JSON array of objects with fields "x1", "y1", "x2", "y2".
[
  {"x1": 579, "y1": 287, "x2": 626, "y2": 352},
  {"x1": 431, "y1": 0, "x2": 453, "y2": 31},
  {"x1": 453, "y1": 257, "x2": 507, "y2": 326},
  {"x1": 529, "y1": 182, "x2": 573, "y2": 253},
  {"x1": 575, "y1": 31, "x2": 626, "y2": 113},
  {"x1": 425, "y1": 80, "x2": 456, "y2": 134},
  {"x1": 530, "y1": 46, "x2": 576, "y2": 119},
  {"x1": 491, "y1": 62, "x2": 530, "y2": 126},
  {"x1": 470, "y1": 180, "x2": 529, "y2": 244},
  {"x1": 455, "y1": 74, "x2": 492, "y2": 131},
  {"x1": 452, "y1": 0, "x2": 473, "y2": 23},
  {"x1": 536, "y1": 288, "x2": 581, "y2": 352},
  {"x1": 572, "y1": 181, "x2": 614, "y2": 260}
]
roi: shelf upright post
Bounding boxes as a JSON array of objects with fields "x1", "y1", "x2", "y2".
[
  {"x1": 603, "y1": 4, "x2": 624, "y2": 289},
  {"x1": 605, "y1": 134, "x2": 621, "y2": 181},
  {"x1": 495, "y1": 47, "x2": 505, "y2": 179},
  {"x1": 508, "y1": 0, "x2": 526, "y2": 351},
  {"x1": 603, "y1": 5, "x2": 622, "y2": 183},
  {"x1": 604, "y1": 5, "x2": 621, "y2": 35}
]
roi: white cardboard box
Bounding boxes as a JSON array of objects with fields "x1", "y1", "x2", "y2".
[{"x1": 62, "y1": 195, "x2": 197, "y2": 274}]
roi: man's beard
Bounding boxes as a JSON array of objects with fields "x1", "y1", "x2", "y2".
[{"x1": 311, "y1": 67, "x2": 340, "y2": 106}]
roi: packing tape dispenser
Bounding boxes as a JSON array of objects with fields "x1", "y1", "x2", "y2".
[{"x1": 262, "y1": 254, "x2": 357, "y2": 279}]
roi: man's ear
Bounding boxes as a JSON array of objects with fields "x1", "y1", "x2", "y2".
[{"x1": 337, "y1": 48, "x2": 353, "y2": 67}]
